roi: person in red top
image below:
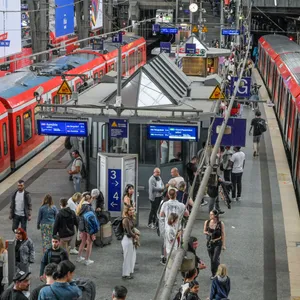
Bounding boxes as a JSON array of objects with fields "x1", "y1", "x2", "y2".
[{"x1": 230, "y1": 101, "x2": 240, "y2": 116}]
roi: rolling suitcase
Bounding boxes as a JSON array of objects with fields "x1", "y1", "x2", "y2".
[{"x1": 94, "y1": 221, "x2": 113, "y2": 247}]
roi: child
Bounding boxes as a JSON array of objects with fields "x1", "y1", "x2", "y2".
[{"x1": 165, "y1": 213, "x2": 180, "y2": 259}]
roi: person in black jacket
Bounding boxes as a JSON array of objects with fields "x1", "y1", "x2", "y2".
[
  {"x1": 53, "y1": 198, "x2": 78, "y2": 254},
  {"x1": 1, "y1": 270, "x2": 31, "y2": 300},
  {"x1": 39, "y1": 236, "x2": 68, "y2": 279},
  {"x1": 187, "y1": 237, "x2": 206, "y2": 276},
  {"x1": 9, "y1": 180, "x2": 32, "y2": 232}
]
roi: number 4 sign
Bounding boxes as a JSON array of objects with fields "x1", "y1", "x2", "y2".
[{"x1": 108, "y1": 169, "x2": 121, "y2": 212}]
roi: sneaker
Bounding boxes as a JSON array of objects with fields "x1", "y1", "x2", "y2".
[
  {"x1": 160, "y1": 257, "x2": 167, "y2": 266},
  {"x1": 70, "y1": 248, "x2": 79, "y2": 255},
  {"x1": 151, "y1": 224, "x2": 157, "y2": 230},
  {"x1": 218, "y1": 210, "x2": 225, "y2": 215},
  {"x1": 84, "y1": 259, "x2": 94, "y2": 266},
  {"x1": 147, "y1": 223, "x2": 153, "y2": 229},
  {"x1": 76, "y1": 256, "x2": 85, "y2": 263},
  {"x1": 236, "y1": 197, "x2": 241, "y2": 201},
  {"x1": 201, "y1": 200, "x2": 208, "y2": 206}
]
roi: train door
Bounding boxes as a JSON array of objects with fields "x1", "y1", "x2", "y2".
[
  {"x1": 265, "y1": 56, "x2": 270, "y2": 84},
  {"x1": 277, "y1": 77, "x2": 283, "y2": 116},
  {"x1": 285, "y1": 94, "x2": 295, "y2": 149},
  {"x1": 292, "y1": 113, "x2": 300, "y2": 181}
]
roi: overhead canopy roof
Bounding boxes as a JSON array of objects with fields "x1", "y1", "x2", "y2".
[{"x1": 103, "y1": 52, "x2": 192, "y2": 107}]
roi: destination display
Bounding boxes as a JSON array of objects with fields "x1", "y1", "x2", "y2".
[
  {"x1": 37, "y1": 119, "x2": 88, "y2": 137},
  {"x1": 147, "y1": 124, "x2": 198, "y2": 141},
  {"x1": 160, "y1": 27, "x2": 178, "y2": 34}
]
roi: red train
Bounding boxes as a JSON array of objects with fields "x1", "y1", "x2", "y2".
[
  {"x1": 258, "y1": 35, "x2": 300, "y2": 200},
  {"x1": 0, "y1": 34, "x2": 146, "y2": 181}
]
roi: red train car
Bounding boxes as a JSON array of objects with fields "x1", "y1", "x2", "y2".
[
  {"x1": 0, "y1": 102, "x2": 10, "y2": 180},
  {"x1": 258, "y1": 35, "x2": 300, "y2": 200},
  {"x1": 0, "y1": 34, "x2": 146, "y2": 181}
]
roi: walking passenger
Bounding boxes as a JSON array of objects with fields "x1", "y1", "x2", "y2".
[
  {"x1": 76, "y1": 193, "x2": 97, "y2": 265},
  {"x1": 148, "y1": 168, "x2": 164, "y2": 229},
  {"x1": 1, "y1": 270, "x2": 31, "y2": 300},
  {"x1": 9, "y1": 180, "x2": 32, "y2": 232},
  {"x1": 39, "y1": 236, "x2": 68, "y2": 280},
  {"x1": 123, "y1": 184, "x2": 135, "y2": 209},
  {"x1": 14, "y1": 228, "x2": 35, "y2": 273},
  {"x1": 31, "y1": 263, "x2": 57, "y2": 300},
  {"x1": 37, "y1": 194, "x2": 58, "y2": 252},
  {"x1": 203, "y1": 210, "x2": 226, "y2": 279},
  {"x1": 209, "y1": 264, "x2": 231, "y2": 300},
  {"x1": 229, "y1": 146, "x2": 245, "y2": 201},
  {"x1": 112, "y1": 285, "x2": 128, "y2": 299},
  {"x1": 68, "y1": 150, "x2": 83, "y2": 193},
  {"x1": 38, "y1": 260, "x2": 82, "y2": 300},
  {"x1": 0, "y1": 237, "x2": 8, "y2": 295},
  {"x1": 53, "y1": 198, "x2": 78, "y2": 255},
  {"x1": 249, "y1": 110, "x2": 266, "y2": 157},
  {"x1": 221, "y1": 146, "x2": 233, "y2": 182},
  {"x1": 121, "y1": 206, "x2": 138, "y2": 280},
  {"x1": 187, "y1": 237, "x2": 206, "y2": 276}
]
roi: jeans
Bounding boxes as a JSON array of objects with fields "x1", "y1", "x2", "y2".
[
  {"x1": 73, "y1": 176, "x2": 82, "y2": 193},
  {"x1": 209, "y1": 196, "x2": 220, "y2": 213},
  {"x1": 148, "y1": 197, "x2": 162, "y2": 225},
  {"x1": 231, "y1": 172, "x2": 243, "y2": 198},
  {"x1": 207, "y1": 240, "x2": 222, "y2": 276},
  {"x1": 12, "y1": 215, "x2": 27, "y2": 232}
]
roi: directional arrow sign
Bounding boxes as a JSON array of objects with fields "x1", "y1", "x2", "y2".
[
  {"x1": 111, "y1": 202, "x2": 117, "y2": 207},
  {"x1": 108, "y1": 169, "x2": 121, "y2": 212},
  {"x1": 113, "y1": 181, "x2": 119, "y2": 186}
]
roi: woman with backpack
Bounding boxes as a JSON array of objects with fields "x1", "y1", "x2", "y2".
[
  {"x1": 38, "y1": 260, "x2": 82, "y2": 299},
  {"x1": 76, "y1": 193, "x2": 98, "y2": 266},
  {"x1": 203, "y1": 210, "x2": 226, "y2": 280},
  {"x1": 121, "y1": 205, "x2": 138, "y2": 280},
  {"x1": 208, "y1": 264, "x2": 230, "y2": 300}
]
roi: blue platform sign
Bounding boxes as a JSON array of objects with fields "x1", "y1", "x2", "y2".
[
  {"x1": 112, "y1": 32, "x2": 122, "y2": 43},
  {"x1": 37, "y1": 119, "x2": 88, "y2": 137},
  {"x1": 160, "y1": 42, "x2": 171, "y2": 53},
  {"x1": 109, "y1": 119, "x2": 128, "y2": 138},
  {"x1": 230, "y1": 77, "x2": 251, "y2": 98},
  {"x1": 160, "y1": 27, "x2": 178, "y2": 34},
  {"x1": 55, "y1": 0, "x2": 75, "y2": 38},
  {"x1": 211, "y1": 117, "x2": 247, "y2": 147},
  {"x1": 108, "y1": 169, "x2": 121, "y2": 212},
  {"x1": 92, "y1": 38, "x2": 104, "y2": 51},
  {"x1": 185, "y1": 43, "x2": 196, "y2": 54},
  {"x1": 152, "y1": 24, "x2": 160, "y2": 32},
  {"x1": 222, "y1": 29, "x2": 240, "y2": 36}
]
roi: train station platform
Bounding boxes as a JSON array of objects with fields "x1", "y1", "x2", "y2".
[{"x1": 0, "y1": 71, "x2": 298, "y2": 300}]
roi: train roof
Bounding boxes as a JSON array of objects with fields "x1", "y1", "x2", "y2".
[
  {"x1": 0, "y1": 52, "x2": 99, "y2": 100},
  {"x1": 260, "y1": 35, "x2": 300, "y2": 56}
]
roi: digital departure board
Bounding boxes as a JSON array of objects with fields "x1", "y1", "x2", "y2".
[
  {"x1": 147, "y1": 124, "x2": 198, "y2": 141},
  {"x1": 37, "y1": 119, "x2": 88, "y2": 137},
  {"x1": 160, "y1": 27, "x2": 178, "y2": 34}
]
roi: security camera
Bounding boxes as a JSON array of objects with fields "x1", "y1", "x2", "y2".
[{"x1": 34, "y1": 86, "x2": 44, "y2": 97}]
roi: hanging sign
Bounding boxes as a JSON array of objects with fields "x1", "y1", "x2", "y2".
[
  {"x1": 209, "y1": 85, "x2": 225, "y2": 100},
  {"x1": 57, "y1": 80, "x2": 72, "y2": 95}
]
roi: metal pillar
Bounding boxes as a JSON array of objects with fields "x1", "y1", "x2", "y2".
[
  {"x1": 175, "y1": 0, "x2": 179, "y2": 25},
  {"x1": 7, "y1": 240, "x2": 15, "y2": 284},
  {"x1": 220, "y1": 0, "x2": 225, "y2": 45},
  {"x1": 235, "y1": 0, "x2": 241, "y2": 46},
  {"x1": 116, "y1": 45, "x2": 123, "y2": 154}
]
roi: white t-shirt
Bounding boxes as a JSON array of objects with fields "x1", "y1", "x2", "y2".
[
  {"x1": 161, "y1": 200, "x2": 186, "y2": 222},
  {"x1": 67, "y1": 197, "x2": 78, "y2": 212},
  {"x1": 72, "y1": 158, "x2": 82, "y2": 178},
  {"x1": 15, "y1": 191, "x2": 25, "y2": 216},
  {"x1": 168, "y1": 176, "x2": 184, "y2": 189},
  {"x1": 230, "y1": 151, "x2": 245, "y2": 173}
]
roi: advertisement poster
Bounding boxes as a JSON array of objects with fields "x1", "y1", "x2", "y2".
[
  {"x1": 0, "y1": 0, "x2": 22, "y2": 58},
  {"x1": 55, "y1": 0, "x2": 75, "y2": 37},
  {"x1": 91, "y1": 0, "x2": 103, "y2": 29}
]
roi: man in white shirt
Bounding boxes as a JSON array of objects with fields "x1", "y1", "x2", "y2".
[
  {"x1": 167, "y1": 168, "x2": 184, "y2": 189},
  {"x1": 9, "y1": 180, "x2": 32, "y2": 232},
  {"x1": 229, "y1": 147, "x2": 245, "y2": 201}
]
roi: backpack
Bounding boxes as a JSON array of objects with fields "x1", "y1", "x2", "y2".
[
  {"x1": 256, "y1": 118, "x2": 267, "y2": 134},
  {"x1": 112, "y1": 216, "x2": 126, "y2": 240},
  {"x1": 76, "y1": 157, "x2": 87, "y2": 179},
  {"x1": 64, "y1": 136, "x2": 72, "y2": 150},
  {"x1": 83, "y1": 211, "x2": 100, "y2": 235},
  {"x1": 74, "y1": 278, "x2": 96, "y2": 300}
]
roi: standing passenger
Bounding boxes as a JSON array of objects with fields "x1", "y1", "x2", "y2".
[
  {"x1": 123, "y1": 185, "x2": 135, "y2": 209},
  {"x1": 148, "y1": 168, "x2": 164, "y2": 229},
  {"x1": 0, "y1": 237, "x2": 8, "y2": 295},
  {"x1": 121, "y1": 206, "x2": 138, "y2": 280},
  {"x1": 229, "y1": 147, "x2": 245, "y2": 201},
  {"x1": 203, "y1": 210, "x2": 226, "y2": 279},
  {"x1": 209, "y1": 264, "x2": 231, "y2": 300},
  {"x1": 37, "y1": 195, "x2": 58, "y2": 252},
  {"x1": 221, "y1": 146, "x2": 233, "y2": 182},
  {"x1": 68, "y1": 150, "x2": 82, "y2": 193},
  {"x1": 112, "y1": 285, "x2": 128, "y2": 299},
  {"x1": 9, "y1": 180, "x2": 32, "y2": 232}
]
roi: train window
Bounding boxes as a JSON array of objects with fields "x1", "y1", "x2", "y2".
[
  {"x1": 3, "y1": 123, "x2": 8, "y2": 155},
  {"x1": 122, "y1": 57, "x2": 126, "y2": 74},
  {"x1": 23, "y1": 110, "x2": 32, "y2": 141},
  {"x1": 138, "y1": 49, "x2": 142, "y2": 64},
  {"x1": 99, "y1": 70, "x2": 103, "y2": 78},
  {"x1": 94, "y1": 72, "x2": 99, "y2": 80},
  {"x1": 129, "y1": 52, "x2": 134, "y2": 69},
  {"x1": 76, "y1": 82, "x2": 81, "y2": 91},
  {"x1": 16, "y1": 116, "x2": 22, "y2": 146},
  {"x1": 53, "y1": 94, "x2": 60, "y2": 104}
]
